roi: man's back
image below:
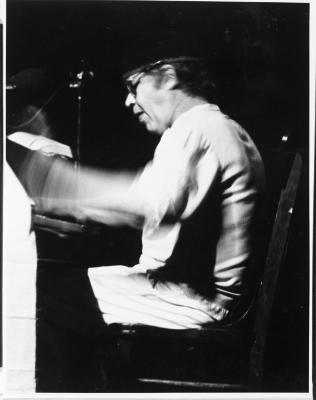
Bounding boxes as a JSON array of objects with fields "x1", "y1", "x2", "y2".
[{"x1": 134, "y1": 103, "x2": 265, "y2": 317}]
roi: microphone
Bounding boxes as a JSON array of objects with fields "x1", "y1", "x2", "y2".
[{"x1": 69, "y1": 70, "x2": 94, "y2": 89}]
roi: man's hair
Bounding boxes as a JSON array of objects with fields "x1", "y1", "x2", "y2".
[
  {"x1": 136, "y1": 57, "x2": 217, "y2": 103},
  {"x1": 166, "y1": 58, "x2": 216, "y2": 103}
]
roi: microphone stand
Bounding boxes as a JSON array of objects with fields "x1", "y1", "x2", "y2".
[
  {"x1": 69, "y1": 65, "x2": 94, "y2": 215},
  {"x1": 69, "y1": 67, "x2": 94, "y2": 164}
]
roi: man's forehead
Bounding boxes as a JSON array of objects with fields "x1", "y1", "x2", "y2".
[
  {"x1": 124, "y1": 69, "x2": 143, "y2": 82},
  {"x1": 122, "y1": 64, "x2": 152, "y2": 82},
  {"x1": 122, "y1": 58, "x2": 166, "y2": 81}
]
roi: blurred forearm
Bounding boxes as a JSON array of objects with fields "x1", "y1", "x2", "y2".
[{"x1": 7, "y1": 139, "x2": 148, "y2": 228}]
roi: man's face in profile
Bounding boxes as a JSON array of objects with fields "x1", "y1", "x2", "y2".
[{"x1": 124, "y1": 69, "x2": 174, "y2": 135}]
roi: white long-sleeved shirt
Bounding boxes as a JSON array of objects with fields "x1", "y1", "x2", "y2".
[{"x1": 132, "y1": 103, "x2": 265, "y2": 310}]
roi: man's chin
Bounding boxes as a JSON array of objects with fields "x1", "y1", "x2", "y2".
[
  {"x1": 144, "y1": 123, "x2": 164, "y2": 135},
  {"x1": 138, "y1": 117, "x2": 163, "y2": 135},
  {"x1": 147, "y1": 129, "x2": 163, "y2": 135},
  {"x1": 143, "y1": 123, "x2": 156, "y2": 134}
]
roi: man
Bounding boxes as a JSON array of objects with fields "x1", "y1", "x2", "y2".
[
  {"x1": 8, "y1": 40, "x2": 265, "y2": 392},
  {"x1": 85, "y1": 54, "x2": 265, "y2": 329}
]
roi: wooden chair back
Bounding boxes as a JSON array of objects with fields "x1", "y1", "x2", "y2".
[{"x1": 249, "y1": 152, "x2": 303, "y2": 388}]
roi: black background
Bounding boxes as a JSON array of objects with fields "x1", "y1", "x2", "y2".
[
  {"x1": 7, "y1": 1, "x2": 309, "y2": 165},
  {"x1": 6, "y1": 1, "x2": 310, "y2": 392}
]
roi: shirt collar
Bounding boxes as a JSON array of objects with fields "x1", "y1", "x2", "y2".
[{"x1": 170, "y1": 103, "x2": 220, "y2": 128}]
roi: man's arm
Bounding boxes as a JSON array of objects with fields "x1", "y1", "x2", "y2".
[{"x1": 7, "y1": 139, "x2": 149, "y2": 228}]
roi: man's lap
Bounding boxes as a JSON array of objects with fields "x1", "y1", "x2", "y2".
[
  {"x1": 88, "y1": 264, "x2": 215, "y2": 329},
  {"x1": 36, "y1": 263, "x2": 216, "y2": 331}
]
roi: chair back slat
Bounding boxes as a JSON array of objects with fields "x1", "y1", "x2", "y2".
[{"x1": 249, "y1": 153, "x2": 303, "y2": 387}]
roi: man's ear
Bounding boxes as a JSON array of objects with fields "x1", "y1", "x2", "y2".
[{"x1": 160, "y1": 65, "x2": 179, "y2": 90}]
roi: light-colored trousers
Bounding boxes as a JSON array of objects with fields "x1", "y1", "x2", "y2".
[{"x1": 88, "y1": 264, "x2": 216, "y2": 330}]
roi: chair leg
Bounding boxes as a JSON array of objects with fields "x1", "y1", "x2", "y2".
[
  {"x1": 248, "y1": 360, "x2": 263, "y2": 391},
  {"x1": 101, "y1": 337, "x2": 138, "y2": 391}
]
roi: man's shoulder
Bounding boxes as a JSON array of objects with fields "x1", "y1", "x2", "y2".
[
  {"x1": 173, "y1": 103, "x2": 244, "y2": 143},
  {"x1": 175, "y1": 103, "x2": 234, "y2": 130}
]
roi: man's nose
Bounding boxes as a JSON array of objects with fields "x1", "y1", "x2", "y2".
[{"x1": 125, "y1": 92, "x2": 135, "y2": 108}]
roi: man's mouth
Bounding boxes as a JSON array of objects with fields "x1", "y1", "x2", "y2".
[{"x1": 136, "y1": 112, "x2": 146, "y2": 122}]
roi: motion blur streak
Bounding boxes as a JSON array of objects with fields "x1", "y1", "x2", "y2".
[{"x1": 21, "y1": 150, "x2": 148, "y2": 229}]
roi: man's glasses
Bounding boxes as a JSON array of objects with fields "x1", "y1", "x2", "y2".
[
  {"x1": 124, "y1": 59, "x2": 166, "y2": 96},
  {"x1": 125, "y1": 72, "x2": 145, "y2": 96}
]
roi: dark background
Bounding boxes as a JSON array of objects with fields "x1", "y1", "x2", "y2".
[
  {"x1": 6, "y1": 0, "x2": 310, "y2": 392},
  {"x1": 7, "y1": 1, "x2": 309, "y2": 163}
]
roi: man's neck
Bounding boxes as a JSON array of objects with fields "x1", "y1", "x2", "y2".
[{"x1": 170, "y1": 94, "x2": 208, "y2": 127}]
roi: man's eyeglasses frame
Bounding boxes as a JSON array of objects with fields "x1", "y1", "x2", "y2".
[{"x1": 124, "y1": 59, "x2": 166, "y2": 97}]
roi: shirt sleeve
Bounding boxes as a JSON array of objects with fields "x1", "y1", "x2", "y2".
[{"x1": 131, "y1": 126, "x2": 221, "y2": 231}]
